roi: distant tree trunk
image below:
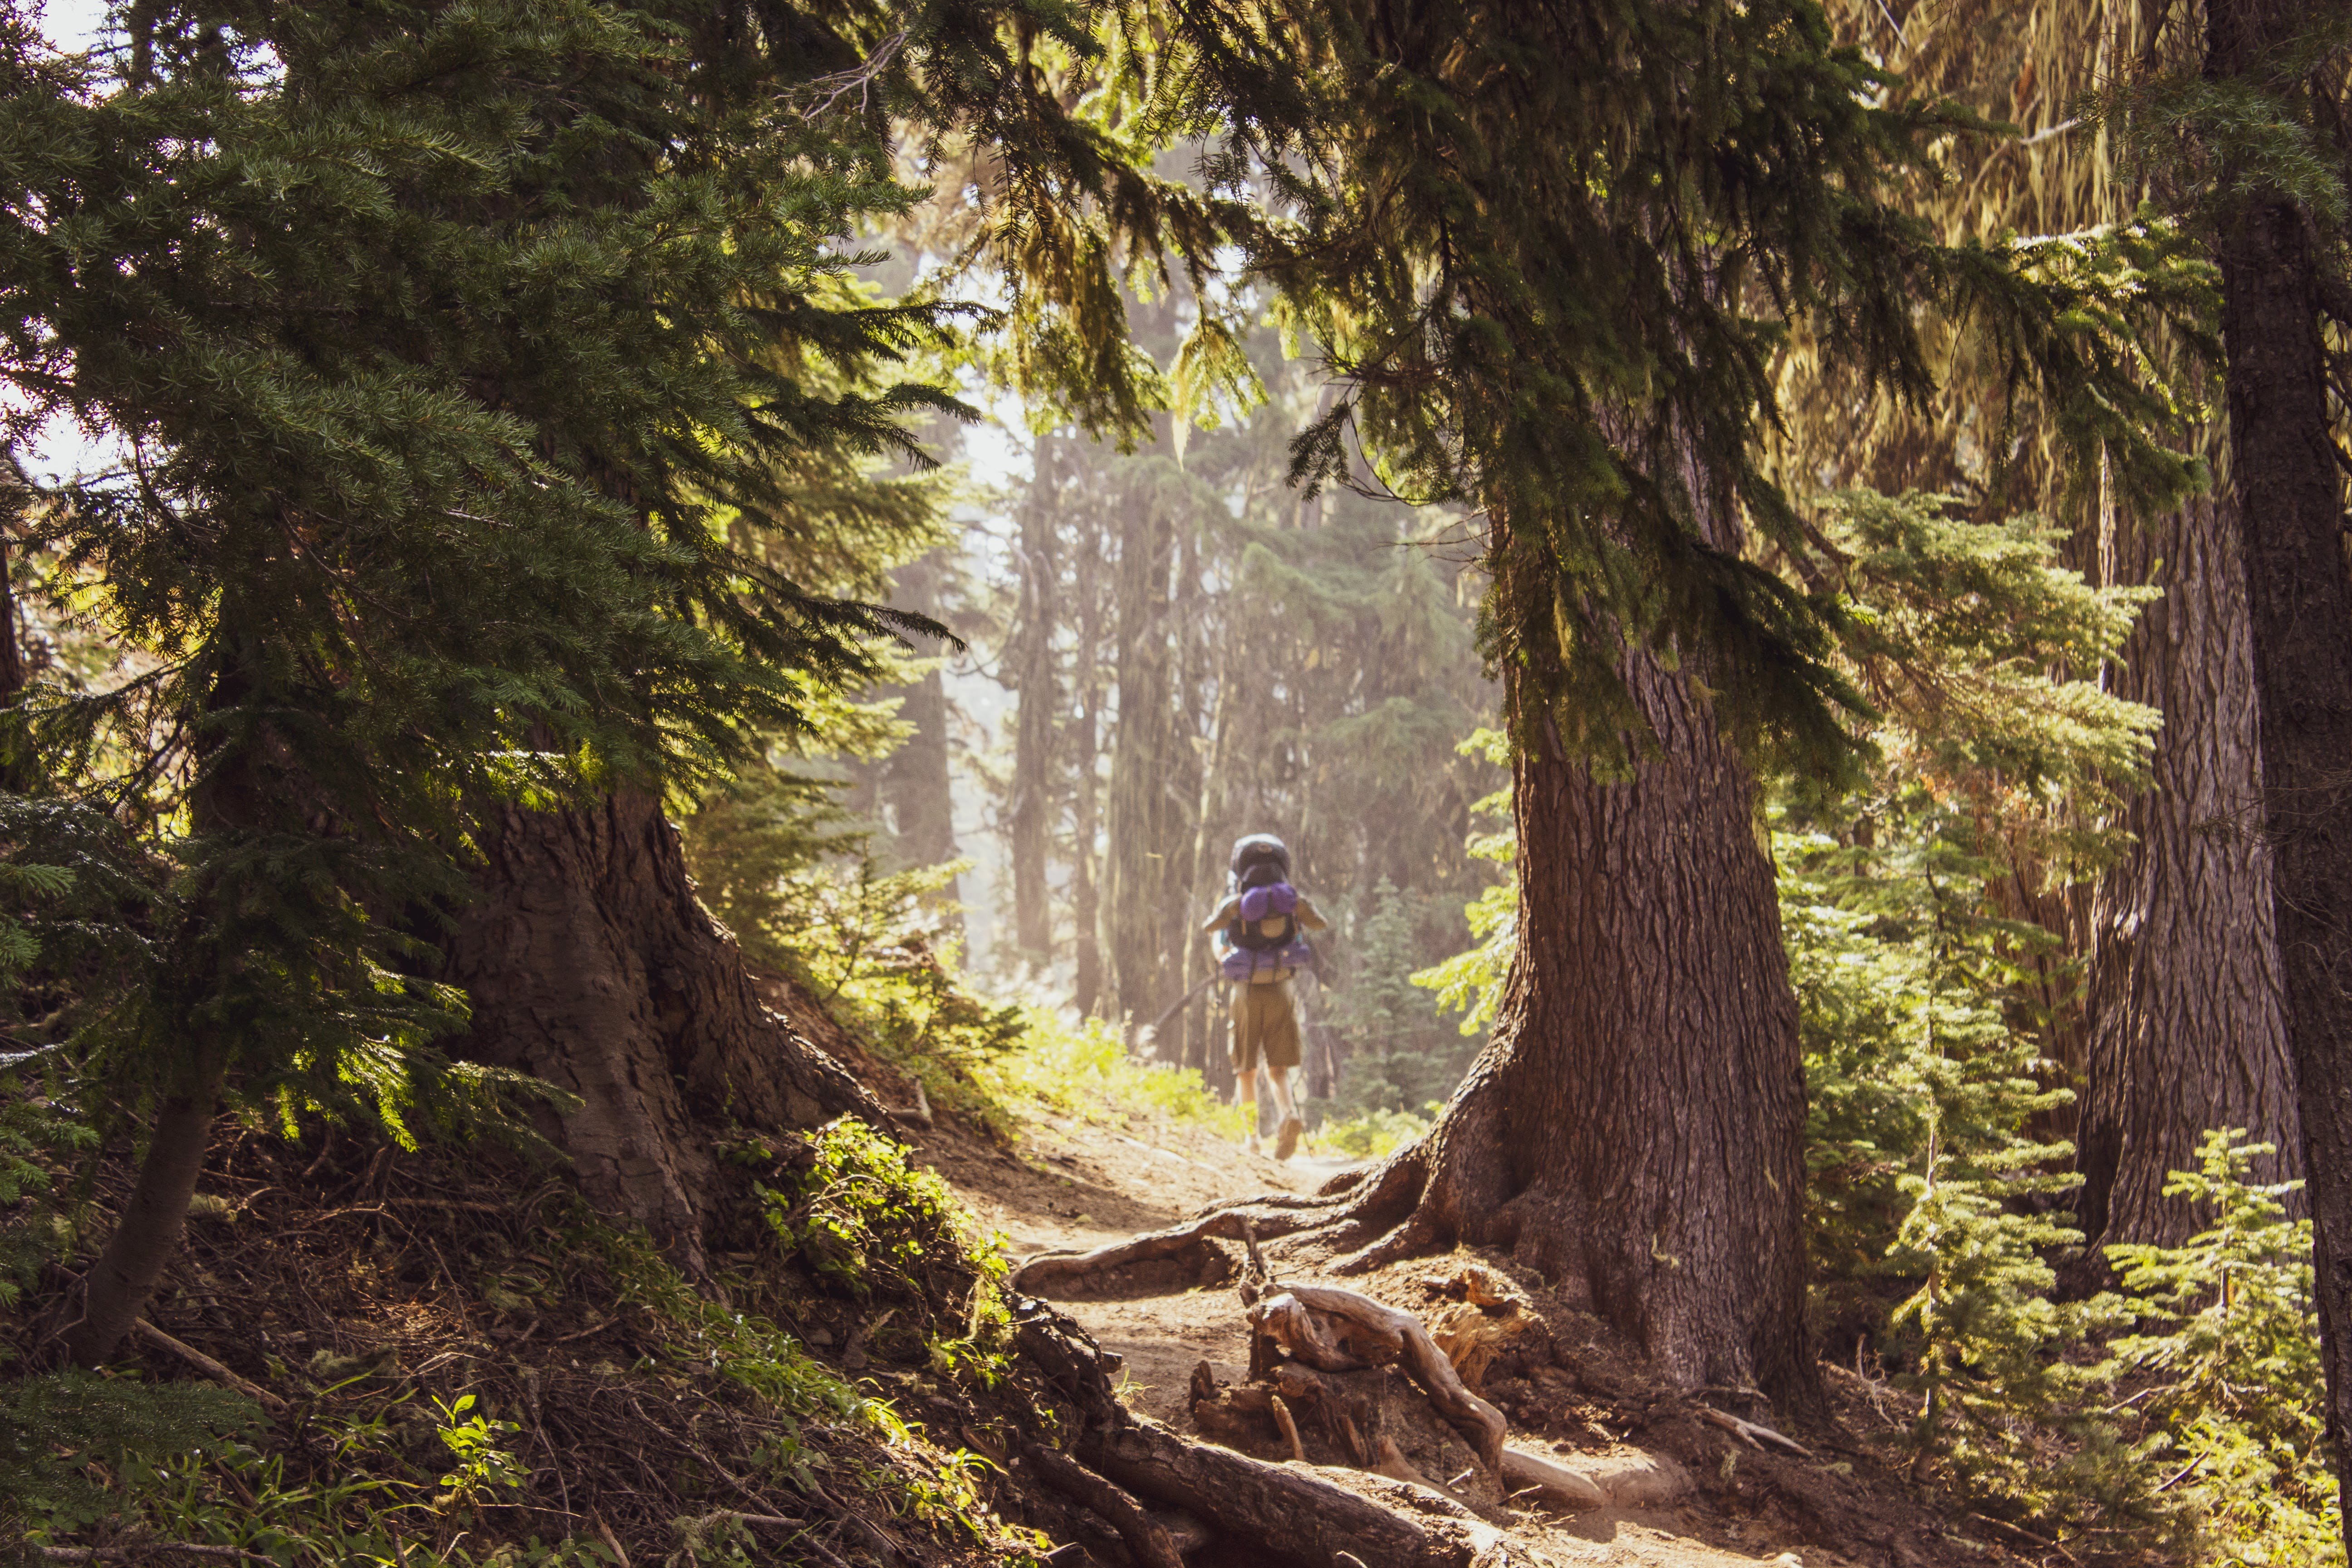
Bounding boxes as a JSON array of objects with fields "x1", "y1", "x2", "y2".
[
  {"x1": 2077, "y1": 468, "x2": 2298, "y2": 1252},
  {"x1": 878, "y1": 551, "x2": 963, "y2": 877},
  {"x1": 449, "y1": 792, "x2": 880, "y2": 1274},
  {"x1": 2205, "y1": 0, "x2": 2352, "y2": 1532},
  {"x1": 1103, "y1": 458, "x2": 1187, "y2": 1030},
  {"x1": 1007, "y1": 436, "x2": 1061, "y2": 966},
  {"x1": 1176, "y1": 641, "x2": 1235, "y2": 1068},
  {"x1": 1073, "y1": 513, "x2": 1108, "y2": 1015}
]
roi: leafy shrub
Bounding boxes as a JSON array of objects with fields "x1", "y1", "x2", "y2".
[
  {"x1": 1314, "y1": 1103, "x2": 1433, "y2": 1158},
  {"x1": 977, "y1": 1008, "x2": 1248, "y2": 1138}
]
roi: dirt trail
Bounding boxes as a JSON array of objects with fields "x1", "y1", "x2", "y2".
[{"x1": 909, "y1": 1099, "x2": 1954, "y2": 1568}]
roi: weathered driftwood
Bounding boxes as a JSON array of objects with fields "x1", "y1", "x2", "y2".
[
  {"x1": 1497, "y1": 1447, "x2": 1605, "y2": 1511},
  {"x1": 1025, "y1": 1443, "x2": 1186, "y2": 1568},
  {"x1": 1086, "y1": 1416, "x2": 1517, "y2": 1568},
  {"x1": 1251, "y1": 1284, "x2": 1507, "y2": 1471}
]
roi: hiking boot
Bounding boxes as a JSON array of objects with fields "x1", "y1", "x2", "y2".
[
  {"x1": 1245, "y1": 1131, "x2": 1264, "y2": 1157},
  {"x1": 1275, "y1": 1114, "x2": 1303, "y2": 1161}
]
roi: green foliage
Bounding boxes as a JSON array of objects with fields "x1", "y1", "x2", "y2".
[
  {"x1": 760, "y1": 1119, "x2": 1008, "y2": 1372},
  {"x1": 1313, "y1": 1103, "x2": 1433, "y2": 1160},
  {"x1": 428, "y1": 1395, "x2": 525, "y2": 1509},
  {"x1": 1885, "y1": 1143, "x2": 2164, "y2": 1541},
  {"x1": 0, "y1": 1372, "x2": 257, "y2": 1544},
  {"x1": 2105, "y1": 1132, "x2": 2342, "y2": 1567},
  {"x1": 1319, "y1": 878, "x2": 1475, "y2": 1120},
  {"x1": 1411, "y1": 729, "x2": 1516, "y2": 1037},
  {"x1": 978, "y1": 1009, "x2": 1248, "y2": 1140}
]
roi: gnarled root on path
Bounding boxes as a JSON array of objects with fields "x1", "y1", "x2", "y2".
[
  {"x1": 1013, "y1": 1294, "x2": 1540, "y2": 1568},
  {"x1": 1251, "y1": 1283, "x2": 1506, "y2": 1471},
  {"x1": 1009, "y1": 1142, "x2": 1436, "y2": 1298}
]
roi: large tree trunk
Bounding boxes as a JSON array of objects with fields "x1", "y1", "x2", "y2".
[
  {"x1": 448, "y1": 792, "x2": 880, "y2": 1273},
  {"x1": 1024, "y1": 651, "x2": 1814, "y2": 1402},
  {"x1": 2206, "y1": 0, "x2": 2352, "y2": 1534},
  {"x1": 2077, "y1": 468, "x2": 2299, "y2": 1250},
  {"x1": 1367, "y1": 657, "x2": 1810, "y2": 1396}
]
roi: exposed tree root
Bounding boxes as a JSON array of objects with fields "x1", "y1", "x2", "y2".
[
  {"x1": 1009, "y1": 1144, "x2": 1431, "y2": 1297},
  {"x1": 1251, "y1": 1284, "x2": 1506, "y2": 1470},
  {"x1": 1014, "y1": 1294, "x2": 1540, "y2": 1568},
  {"x1": 1023, "y1": 1444, "x2": 1185, "y2": 1568}
]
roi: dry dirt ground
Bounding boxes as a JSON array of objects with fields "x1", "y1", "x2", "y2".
[{"x1": 900, "y1": 1096, "x2": 2038, "y2": 1568}]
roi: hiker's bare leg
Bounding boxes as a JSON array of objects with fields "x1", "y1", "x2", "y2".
[
  {"x1": 1235, "y1": 1063, "x2": 1264, "y2": 1148},
  {"x1": 1266, "y1": 1066, "x2": 1298, "y2": 1122}
]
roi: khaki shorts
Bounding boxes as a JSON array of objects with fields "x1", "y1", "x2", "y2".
[{"x1": 1230, "y1": 980, "x2": 1301, "y2": 1073}]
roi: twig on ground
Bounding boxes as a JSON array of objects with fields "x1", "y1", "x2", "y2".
[
  {"x1": 39, "y1": 1547, "x2": 269, "y2": 1563},
  {"x1": 1693, "y1": 1404, "x2": 1812, "y2": 1457},
  {"x1": 132, "y1": 1320, "x2": 288, "y2": 1415}
]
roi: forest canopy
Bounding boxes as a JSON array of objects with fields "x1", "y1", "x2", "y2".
[{"x1": 2, "y1": 0, "x2": 2350, "y2": 1565}]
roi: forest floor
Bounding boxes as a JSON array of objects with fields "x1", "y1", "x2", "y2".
[{"x1": 899, "y1": 1077, "x2": 2041, "y2": 1568}]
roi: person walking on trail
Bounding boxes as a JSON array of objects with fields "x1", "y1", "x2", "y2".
[{"x1": 1205, "y1": 833, "x2": 1327, "y2": 1161}]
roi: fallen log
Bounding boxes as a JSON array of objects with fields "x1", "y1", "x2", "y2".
[
  {"x1": 1250, "y1": 1284, "x2": 1505, "y2": 1471},
  {"x1": 1086, "y1": 1415, "x2": 1517, "y2": 1568}
]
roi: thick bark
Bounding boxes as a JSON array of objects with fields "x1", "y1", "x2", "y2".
[
  {"x1": 1374, "y1": 656, "x2": 1810, "y2": 1397},
  {"x1": 1008, "y1": 436, "x2": 1061, "y2": 965},
  {"x1": 448, "y1": 792, "x2": 880, "y2": 1272},
  {"x1": 1022, "y1": 652, "x2": 1813, "y2": 1402},
  {"x1": 62, "y1": 1045, "x2": 228, "y2": 1366},
  {"x1": 2206, "y1": 0, "x2": 2352, "y2": 1530},
  {"x1": 2078, "y1": 473, "x2": 2299, "y2": 1250}
]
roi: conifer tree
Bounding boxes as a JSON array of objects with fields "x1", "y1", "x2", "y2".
[
  {"x1": 1046, "y1": 0, "x2": 2206, "y2": 1399},
  {"x1": 0, "y1": 0, "x2": 1248, "y2": 1353}
]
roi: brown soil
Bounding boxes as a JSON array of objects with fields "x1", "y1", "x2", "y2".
[{"x1": 907, "y1": 1089, "x2": 2043, "y2": 1568}]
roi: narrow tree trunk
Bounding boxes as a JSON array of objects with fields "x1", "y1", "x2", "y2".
[
  {"x1": 2206, "y1": 0, "x2": 2352, "y2": 1529},
  {"x1": 1073, "y1": 523, "x2": 1107, "y2": 1015},
  {"x1": 448, "y1": 792, "x2": 880, "y2": 1273},
  {"x1": 1177, "y1": 640, "x2": 1235, "y2": 1068},
  {"x1": 1103, "y1": 462, "x2": 1186, "y2": 1029},
  {"x1": 1359, "y1": 656, "x2": 1810, "y2": 1397},
  {"x1": 1008, "y1": 436, "x2": 1061, "y2": 966},
  {"x1": 879, "y1": 553, "x2": 964, "y2": 876},
  {"x1": 62, "y1": 1044, "x2": 228, "y2": 1366},
  {"x1": 2078, "y1": 469, "x2": 2298, "y2": 1250}
]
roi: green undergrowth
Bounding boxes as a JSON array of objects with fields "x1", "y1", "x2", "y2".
[
  {"x1": 974, "y1": 1008, "x2": 1249, "y2": 1142},
  {"x1": 4, "y1": 1126, "x2": 1052, "y2": 1568},
  {"x1": 1309, "y1": 1103, "x2": 1434, "y2": 1159}
]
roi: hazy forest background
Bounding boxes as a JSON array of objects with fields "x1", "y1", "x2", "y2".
[{"x1": 3, "y1": 0, "x2": 2350, "y2": 1565}]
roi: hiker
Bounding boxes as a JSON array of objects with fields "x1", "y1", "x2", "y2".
[{"x1": 1204, "y1": 833, "x2": 1327, "y2": 1161}]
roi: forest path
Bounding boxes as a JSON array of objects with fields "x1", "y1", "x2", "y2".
[{"x1": 912, "y1": 1100, "x2": 1898, "y2": 1568}]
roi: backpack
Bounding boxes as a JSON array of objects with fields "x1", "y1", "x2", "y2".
[{"x1": 1219, "y1": 835, "x2": 1316, "y2": 983}]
